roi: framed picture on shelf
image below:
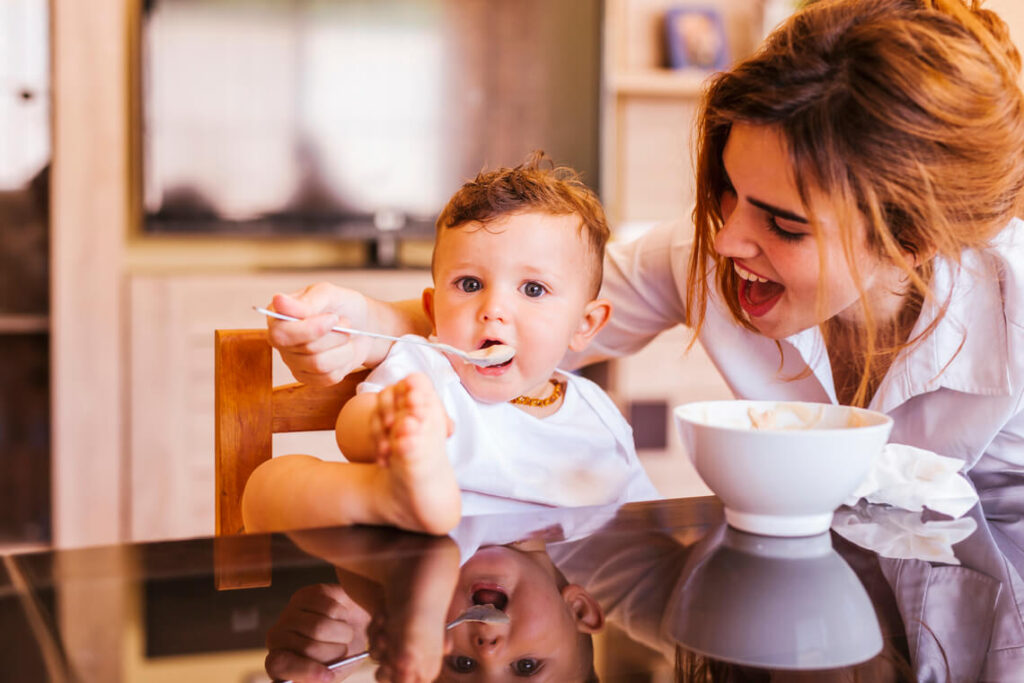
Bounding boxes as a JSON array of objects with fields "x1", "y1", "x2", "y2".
[{"x1": 665, "y1": 6, "x2": 729, "y2": 71}]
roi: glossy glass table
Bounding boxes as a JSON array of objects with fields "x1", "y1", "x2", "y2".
[{"x1": 3, "y1": 495, "x2": 1022, "y2": 682}]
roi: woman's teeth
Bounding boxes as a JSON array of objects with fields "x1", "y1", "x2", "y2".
[{"x1": 734, "y1": 262, "x2": 770, "y2": 283}]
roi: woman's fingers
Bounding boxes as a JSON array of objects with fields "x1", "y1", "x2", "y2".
[
  {"x1": 265, "y1": 583, "x2": 369, "y2": 674},
  {"x1": 265, "y1": 286, "x2": 372, "y2": 386},
  {"x1": 264, "y1": 648, "x2": 334, "y2": 683}
]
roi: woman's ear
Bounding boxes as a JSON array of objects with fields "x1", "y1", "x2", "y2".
[
  {"x1": 421, "y1": 288, "x2": 437, "y2": 333},
  {"x1": 562, "y1": 584, "x2": 604, "y2": 633},
  {"x1": 568, "y1": 299, "x2": 612, "y2": 352}
]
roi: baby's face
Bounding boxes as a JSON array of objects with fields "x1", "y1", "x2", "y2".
[
  {"x1": 439, "y1": 545, "x2": 594, "y2": 682},
  {"x1": 426, "y1": 211, "x2": 598, "y2": 403}
]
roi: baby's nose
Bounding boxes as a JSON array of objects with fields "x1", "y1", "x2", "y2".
[
  {"x1": 475, "y1": 633, "x2": 501, "y2": 647},
  {"x1": 478, "y1": 294, "x2": 508, "y2": 322}
]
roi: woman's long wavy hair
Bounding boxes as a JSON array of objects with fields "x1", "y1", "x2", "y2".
[{"x1": 686, "y1": 0, "x2": 1024, "y2": 406}]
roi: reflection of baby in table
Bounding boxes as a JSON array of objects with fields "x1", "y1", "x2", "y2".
[
  {"x1": 672, "y1": 12, "x2": 723, "y2": 68},
  {"x1": 265, "y1": 506, "x2": 618, "y2": 682}
]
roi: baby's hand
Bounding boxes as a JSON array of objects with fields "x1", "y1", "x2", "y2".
[{"x1": 371, "y1": 374, "x2": 454, "y2": 464}]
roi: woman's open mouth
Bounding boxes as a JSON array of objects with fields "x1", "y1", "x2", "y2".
[{"x1": 734, "y1": 262, "x2": 784, "y2": 317}]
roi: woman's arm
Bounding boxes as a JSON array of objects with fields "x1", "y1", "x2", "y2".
[{"x1": 563, "y1": 221, "x2": 692, "y2": 370}]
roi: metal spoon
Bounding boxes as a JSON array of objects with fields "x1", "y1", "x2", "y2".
[
  {"x1": 275, "y1": 604, "x2": 510, "y2": 682},
  {"x1": 255, "y1": 307, "x2": 515, "y2": 367}
]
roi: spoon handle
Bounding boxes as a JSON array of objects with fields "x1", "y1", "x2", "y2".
[
  {"x1": 255, "y1": 306, "x2": 467, "y2": 355},
  {"x1": 255, "y1": 307, "x2": 402, "y2": 343}
]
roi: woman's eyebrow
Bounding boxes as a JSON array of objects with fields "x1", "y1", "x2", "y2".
[{"x1": 747, "y1": 196, "x2": 809, "y2": 224}]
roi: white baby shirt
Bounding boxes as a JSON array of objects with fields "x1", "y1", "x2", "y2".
[{"x1": 356, "y1": 338, "x2": 660, "y2": 515}]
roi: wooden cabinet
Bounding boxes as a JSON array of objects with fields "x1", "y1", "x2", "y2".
[
  {"x1": 0, "y1": 0, "x2": 50, "y2": 549},
  {"x1": 0, "y1": 179, "x2": 50, "y2": 547},
  {"x1": 127, "y1": 269, "x2": 432, "y2": 542},
  {"x1": 601, "y1": 0, "x2": 761, "y2": 227}
]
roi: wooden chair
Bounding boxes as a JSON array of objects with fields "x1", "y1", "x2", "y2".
[{"x1": 213, "y1": 328, "x2": 367, "y2": 588}]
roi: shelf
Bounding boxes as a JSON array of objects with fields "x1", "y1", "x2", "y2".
[
  {"x1": 608, "y1": 68, "x2": 711, "y2": 97},
  {"x1": 0, "y1": 314, "x2": 49, "y2": 334}
]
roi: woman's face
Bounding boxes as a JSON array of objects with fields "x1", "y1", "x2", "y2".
[{"x1": 714, "y1": 123, "x2": 908, "y2": 340}]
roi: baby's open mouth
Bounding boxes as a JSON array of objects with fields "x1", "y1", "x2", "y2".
[
  {"x1": 478, "y1": 339, "x2": 514, "y2": 368},
  {"x1": 472, "y1": 587, "x2": 509, "y2": 611}
]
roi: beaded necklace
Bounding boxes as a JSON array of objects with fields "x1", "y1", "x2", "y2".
[{"x1": 509, "y1": 378, "x2": 564, "y2": 408}]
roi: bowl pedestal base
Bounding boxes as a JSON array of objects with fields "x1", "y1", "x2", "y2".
[{"x1": 725, "y1": 509, "x2": 835, "y2": 537}]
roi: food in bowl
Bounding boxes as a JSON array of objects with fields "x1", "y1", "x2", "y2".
[{"x1": 674, "y1": 400, "x2": 893, "y2": 537}]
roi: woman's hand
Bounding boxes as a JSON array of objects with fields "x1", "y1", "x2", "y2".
[
  {"x1": 264, "y1": 582, "x2": 372, "y2": 683},
  {"x1": 266, "y1": 284, "x2": 374, "y2": 386}
]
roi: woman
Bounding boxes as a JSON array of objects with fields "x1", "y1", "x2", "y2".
[{"x1": 267, "y1": 0, "x2": 1024, "y2": 502}]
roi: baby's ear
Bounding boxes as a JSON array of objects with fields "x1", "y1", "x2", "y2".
[
  {"x1": 562, "y1": 584, "x2": 604, "y2": 633},
  {"x1": 568, "y1": 299, "x2": 612, "y2": 352},
  {"x1": 421, "y1": 288, "x2": 437, "y2": 332}
]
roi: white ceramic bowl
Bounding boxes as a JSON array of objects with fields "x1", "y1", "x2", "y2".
[{"x1": 674, "y1": 400, "x2": 893, "y2": 536}]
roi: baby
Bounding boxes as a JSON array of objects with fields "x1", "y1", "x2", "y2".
[
  {"x1": 242, "y1": 153, "x2": 658, "y2": 535},
  {"x1": 265, "y1": 522, "x2": 606, "y2": 683}
]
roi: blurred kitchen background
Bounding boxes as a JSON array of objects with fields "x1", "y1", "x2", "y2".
[{"x1": 3, "y1": 0, "x2": 1023, "y2": 553}]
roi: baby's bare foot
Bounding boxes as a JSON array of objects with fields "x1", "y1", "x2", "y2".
[{"x1": 376, "y1": 373, "x2": 461, "y2": 534}]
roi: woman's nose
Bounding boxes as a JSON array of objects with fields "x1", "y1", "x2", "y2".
[{"x1": 713, "y1": 198, "x2": 759, "y2": 260}]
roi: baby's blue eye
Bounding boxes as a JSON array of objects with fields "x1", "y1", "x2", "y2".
[
  {"x1": 513, "y1": 658, "x2": 541, "y2": 676},
  {"x1": 457, "y1": 277, "x2": 482, "y2": 293},
  {"x1": 521, "y1": 281, "x2": 546, "y2": 298},
  {"x1": 448, "y1": 655, "x2": 476, "y2": 672}
]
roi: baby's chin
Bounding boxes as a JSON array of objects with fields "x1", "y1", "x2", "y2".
[
  {"x1": 462, "y1": 383, "x2": 519, "y2": 405},
  {"x1": 454, "y1": 369, "x2": 526, "y2": 404}
]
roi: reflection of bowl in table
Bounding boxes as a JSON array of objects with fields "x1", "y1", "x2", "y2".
[
  {"x1": 669, "y1": 527, "x2": 883, "y2": 670},
  {"x1": 674, "y1": 400, "x2": 892, "y2": 537}
]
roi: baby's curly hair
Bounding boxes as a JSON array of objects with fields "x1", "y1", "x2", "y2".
[{"x1": 435, "y1": 151, "x2": 610, "y2": 296}]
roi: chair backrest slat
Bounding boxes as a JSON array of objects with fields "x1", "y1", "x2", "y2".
[
  {"x1": 214, "y1": 329, "x2": 366, "y2": 538},
  {"x1": 215, "y1": 329, "x2": 273, "y2": 537},
  {"x1": 214, "y1": 328, "x2": 367, "y2": 590},
  {"x1": 271, "y1": 377, "x2": 367, "y2": 433}
]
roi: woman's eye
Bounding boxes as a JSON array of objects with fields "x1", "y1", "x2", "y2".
[
  {"x1": 512, "y1": 658, "x2": 541, "y2": 676},
  {"x1": 447, "y1": 655, "x2": 477, "y2": 673},
  {"x1": 766, "y1": 215, "x2": 804, "y2": 242},
  {"x1": 520, "y1": 281, "x2": 547, "y2": 298},
  {"x1": 456, "y1": 277, "x2": 482, "y2": 293}
]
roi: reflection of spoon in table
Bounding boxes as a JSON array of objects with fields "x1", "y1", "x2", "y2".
[
  {"x1": 274, "y1": 604, "x2": 510, "y2": 682},
  {"x1": 254, "y1": 307, "x2": 516, "y2": 367}
]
